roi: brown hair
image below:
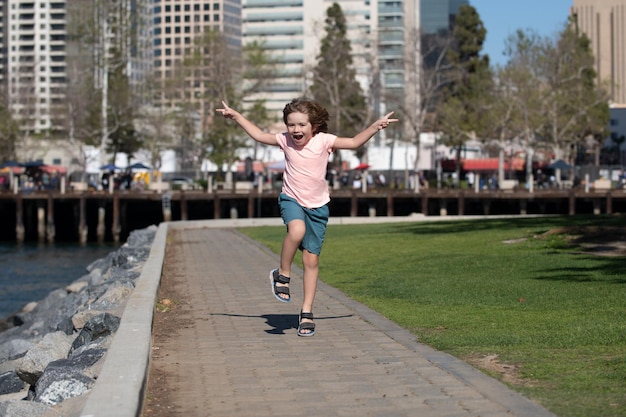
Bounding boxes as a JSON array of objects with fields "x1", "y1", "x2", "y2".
[{"x1": 282, "y1": 98, "x2": 329, "y2": 133}]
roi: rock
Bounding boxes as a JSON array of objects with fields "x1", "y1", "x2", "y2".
[
  {"x1": 0, "y1": 338, "x2": 35, "y2": 362},
  {"x1": 16, "y1": 332, "x2": 74, "y2": 385},
  {"x1": 34, "y1": 363, "x2": 96, "y2": 405},
  {"x1": 0, "y1": 399, "x2": 50, "y2": 416},
  {"x1": 0, "y1": 357, "x2": 21, "y2": 374},
  {"x1": 0, "y1": 371, "x2": 27, "y2": 395},
  {"x1": 111, "y1": 246, "x2": 150, "y2": 270},
  {"x1": 70, "y1": 313, "x2": 120, "y2": 353},
  {"x1": 101, "y1": 266, "x2": 140, "y2": 284},
  {"x1": 30, "y1": 290, "x2": 68, "y2": 318},
  {"x1": 0, "y1": 226, "x2": 157, "y2": 411},
  {"x1": 65, "y1": 281, "x2": 88, "y2": 294},
  {"x1": 90, "y1": 283, "x2": 134, "y2": 311},
  {"x1": 71, "y1": 310, "x2": 104, "y2": 331},
  {"x1": 86, "y1": 267, "x2": 105, "y2": 286},
  {"x1": 65, "y1": 348, "x2": 105, "y2": 370},
  {"x1": 21, "y1": 302, "x2": 38, "y2": 314}
]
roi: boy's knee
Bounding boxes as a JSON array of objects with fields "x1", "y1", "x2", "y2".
[
  {"x1": 286, "y1": 220, "x2": 306, "y2": 237},
  {"x1": 302, "y1": 252, "x2": 319, "y2": 269}
]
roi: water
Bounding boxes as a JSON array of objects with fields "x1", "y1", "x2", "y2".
[{"x1": 0, "y1": 242, "x2": 118, "y2": 318}]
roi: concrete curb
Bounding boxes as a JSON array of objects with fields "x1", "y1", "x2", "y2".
[{"x1": 79, "y1": 223, "x2": 169, "y2": 417}]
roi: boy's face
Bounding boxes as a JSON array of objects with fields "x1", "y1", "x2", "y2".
[{"x1": 286, "y1": 112, "x2": 314, "y2": 146}]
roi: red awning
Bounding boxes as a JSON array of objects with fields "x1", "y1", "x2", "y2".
[
  {"x1": 236, "y1": 160, "x2": 265, "y2": 173},
  {"x1": 40, "y1": 165, "x2": 67, "y2": 174},
  {"x1": 462, "y1": 158, "x2": 525, "y2": 171}
]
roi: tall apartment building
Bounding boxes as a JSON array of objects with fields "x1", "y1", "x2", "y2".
[
  {"x1": 572, "y1": 0, "x2": 626, "y2": 105},
  {"x1": 152, "y1": 0, "x2": 242, "y2": 119},
  {"x1": 242, "y1": 0, "x2": 377, "y2": 119},
  {"x1": 378, "y1": 0, "x2": 467, "y2": 142},
  {"x1": 0, "y1": 0, "x2": 154, "y2": 135},
  {"x1": 0, "y1": 0, "x2": 67, "y2": 134}
]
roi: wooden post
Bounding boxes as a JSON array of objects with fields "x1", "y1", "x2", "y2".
[
  {"x1": 247, "y1": 192, "x2": 254, "y2": 218},
  {"x1": 161, "y1": 193, "x2": 172, "y2": 222},
  {"x1": 482, "y1": 200, "x2": 491, "y2": 215},
  {"x1": 458, "y1": 192, "x2": 465, "y2": 216},
  {"x1": 46, "y1": 192, "x2": 55, "y2": 243},
  {"x1": 439, "y1": 199, "x2": 448, "y2": 216},
  {"x1": 368, "y1": 203, "x2": 376, "y2": 217},
  {"x1": 350, "y1": 192, "x2": 357, "y2": 217},
  {"x1": 15, "y1": 193, "x2": 24, "y2": 243},
  {"x1": 386, "y1": 192, "x2": 394, "y2": 217},
  {"x1": 593, "y1": 199, "x2": 601, "y2": 215},
  {"x1": 213, "y1": 192, "x2": 220, "y2": 219},
  {"x1": 112, "y1": 193, "x2": 120, "y2": 243},
  {"x1": 79, "y1": 194, "x2": 87, "y2": 244},
  {"x1": 97, "y1": 205, "x2": 106, "y2": 243},
  {"x1": 181, "y1": 191, "x2": 188, "y2": 221},
  {"x1": 519, "y1": 199, "x2": 527, "y2": 215},
  {"x1": 606, "y1": 191, "x2": 613, "y2": 214},
  {"x1": 421, "y1": 194, "x2": 429, "y2": 216},
  {"x1": 37, "y1": 204, "x2": 46, "y2": 243},
  {"x1": 568, "y1": 189, "x2": 576, "y2": 215}
]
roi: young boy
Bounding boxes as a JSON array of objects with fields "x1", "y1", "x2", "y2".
[{"x1": 216, "y1": 98, "x2": 397, "y2": 336}]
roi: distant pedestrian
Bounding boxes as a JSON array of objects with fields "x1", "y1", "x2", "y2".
[{"x1": 217, "y1": 98, "x2": 397, "y2": 336}]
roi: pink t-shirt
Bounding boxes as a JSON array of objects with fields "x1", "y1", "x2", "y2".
[{"x1": 275, "y1": 131, "x2": 337, "y2": 208}]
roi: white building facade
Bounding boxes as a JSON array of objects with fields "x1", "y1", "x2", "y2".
[
  {"x1": 242, "y1": 0, "x2": 378, "y2": 118},
  {"x1": 1, "y1": 0, "x2": 67, "y2": 134}
]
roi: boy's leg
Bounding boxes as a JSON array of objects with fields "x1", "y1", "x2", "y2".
[
  {"x1": 270, "y1": 221, "x2": 301, "y2": 301},
  {"x1": 279, "y1": 219, "x2": 305, "y2": 278},
  {"x1": 298, "y1": 249, "x2": 319, "y2": 335},
  {"x1": 301, "y1": 249, "x2": 319, "y2": 313}
]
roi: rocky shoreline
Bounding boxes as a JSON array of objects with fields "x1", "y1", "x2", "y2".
[{"x1": 0, "y1": 225, "x2": 157, "y2": 417}]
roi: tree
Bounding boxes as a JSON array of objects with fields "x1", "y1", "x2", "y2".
[
  {"x1": 133, "y1": 101, "x2": 177, "y2": 173},
  {"x1": 435, "y1": 4, "x2": 492, "y2": 186},
  {"x1": 166, "y1": 30, "x2": 275, "y2": 179},
  {"x1": 0, "y1": 88, "x2": 20, "y2": 162},
  {"x1": 394, "y1": 28, "x2": 457, "y2": 183},
  {"x1": 106, "y1": 49, "x2": 142, "y2": 163},
  {"x1": 65, "y1": 0, "x2": 135, "y2": 168},
  {"x1": 535, "y1": 22, "x2": 610, "y2": 166},
  {"x1": 309, "y1": 3, "x2": 368, "y2": 166},
  {"x1": 245, "y1": 99, "x2": 272, "y2": 161},
  {"x1": 497, "y1": 29, "x2": 555, "y2": 186}
]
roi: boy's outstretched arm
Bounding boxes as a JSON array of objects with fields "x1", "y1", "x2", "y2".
[
  {"x1": 216, "y1": 101, "x2": 278, "y2": 146},
  {"x1": 333, "y1": 111, "x2": 399, "y2": 150}
]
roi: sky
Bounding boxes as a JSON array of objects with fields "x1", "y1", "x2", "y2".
[{"x1": 469, "y1": 0, "x2": 573, "y2": 67}]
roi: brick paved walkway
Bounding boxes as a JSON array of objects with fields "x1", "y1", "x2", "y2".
[{"x1": 145, "y1": 225, "x2": 556, "y2": 417}]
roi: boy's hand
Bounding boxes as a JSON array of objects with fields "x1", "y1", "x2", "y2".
[
  {"x1": 375, "y1": 111, "x2": 399, "y2": 130},
  {"x1": 216, "y1": 101, "x2": 236, "y2": 119}
]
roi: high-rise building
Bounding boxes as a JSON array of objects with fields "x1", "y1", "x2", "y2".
[
  {"x1": 242, "y1": 0, "x2": 377, "y2": 118},
  {"x1": 152, "y1": 0, "x2": 242, "y2": 119},
  {"x1": 378, "y1": 0, "x2": 467, "y2": 141},
  {"x1": 0, "y1": 0, "x2": 68, "y2": 134},
  {"x1": 0, "y1": 0, "x2": 154, "y2": 136},
  {"x1": 572, "y1": 0, "x2": 626, "y2": 104}
]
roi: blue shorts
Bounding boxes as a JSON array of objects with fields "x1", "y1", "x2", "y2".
[{"x1": 278, "y1": 193, "x2": 329, "y2": 256}]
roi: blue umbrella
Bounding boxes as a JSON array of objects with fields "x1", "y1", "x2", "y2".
[
  {"x1": 100, "y1": 163, "x2": 121, "y2": 171},
  {"x1": 0, "y1": 160, "x2": 21, "y2": 169},
  {"x1": 22, "y1": 160, "x2": 45, "y2": 168},
  {"x1": 128, "y1": 162, "x2": 151, "y2": 170}
]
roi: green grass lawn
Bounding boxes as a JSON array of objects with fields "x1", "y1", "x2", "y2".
[{"x1": 240, "y1": 215, "x2": 626, "y2": 417}]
